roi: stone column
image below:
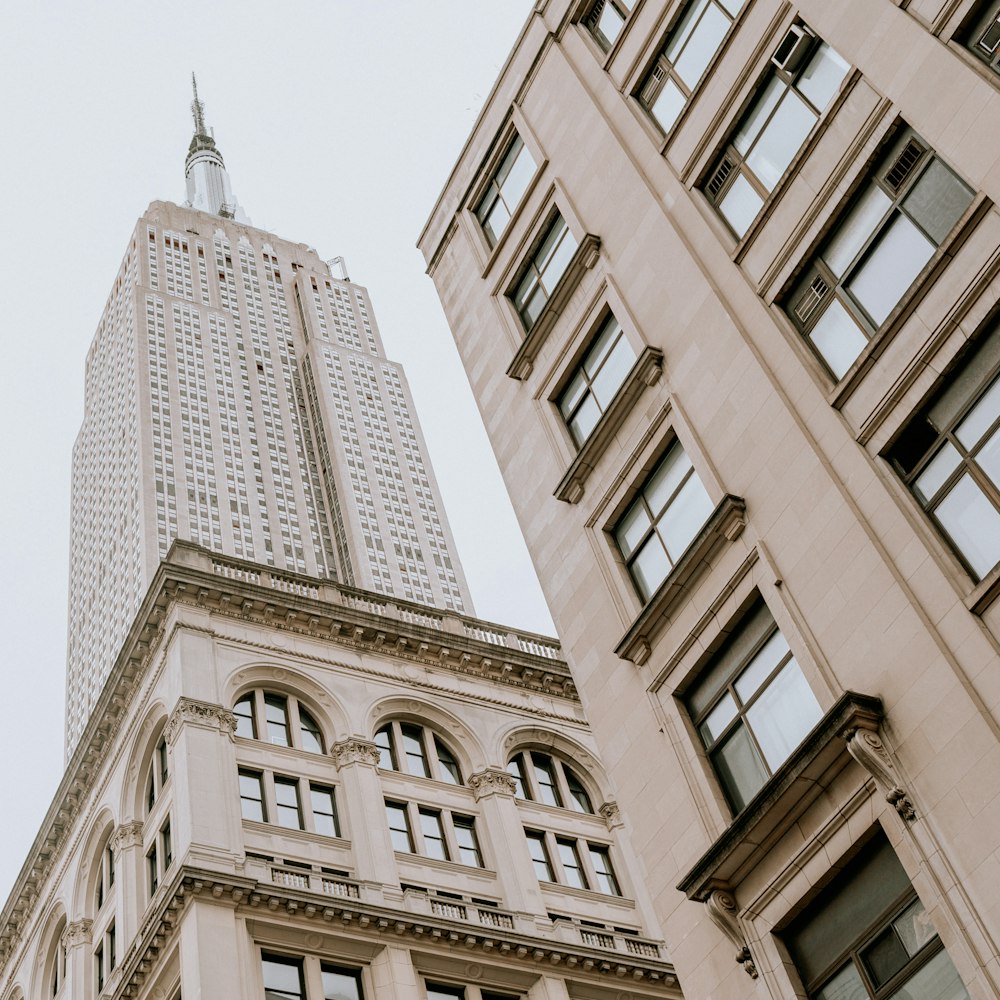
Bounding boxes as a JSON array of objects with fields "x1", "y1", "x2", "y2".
[
  {"x1": 331, "y1": 737, "x2": 399, "y2": 892},
  {"x1": 368, "y1": 943, "x2": 424, "y2": 1000},
  {"x1": 469, "y1": 767, "x2": 546, "y2": 916},
  {"x1": 64, "y1": 918, "x2": 93, "y2": 1000},
  {"x1": 111, "y1": 820, "x2": 144, "y2": 942},
  {"x1": 179, "y1": 898, "x2": 250, "y2": 998}
]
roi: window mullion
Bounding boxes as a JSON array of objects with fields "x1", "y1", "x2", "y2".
[
  {"x1": 543, "y1": 831, "x2": 562, "y2": 885},
  {"x1": 441, "y1": 809, "x2": 461, "y2": 863},
  {"x1": 262, "y1": 772, "x2": 278, "y2": 826},
  {"x1": 287, "y1": 698, "x2": 302, "y2": 751},
  {"x1": 522, "y1": 752, "x2": 543, "y2": 802},
  {"x1": 408, "y1": 802, "x2": 426, "y2": 854},
  {"x1": 390, "y1": 721, "x2": 403, "y2": 771},
  {"x1": 422, "y1": 728, "x2": 439, "y2": 781},
  {"x1": 577, "y1": 840, "x2": 600, "y2": 892},
  {"x1": 552, "y1": 760, "x2": 575, "y2": 810},
  {"x1": 252, "y1": 690, "x2": 266, "y2": 740}
]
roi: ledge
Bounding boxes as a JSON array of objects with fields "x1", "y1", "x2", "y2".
[
  {"x1": 554, "y1": 347, "x2": 664, "y2": 504},
  {"x1": 615, "y1": 495, "x2": 747, "y2": 665},
  {"x1": 506, "y1": 233, "x2": 601, "y2": 381},
  {"x1": 676, "y1": 691, "x2": 884, "y2": 901}
]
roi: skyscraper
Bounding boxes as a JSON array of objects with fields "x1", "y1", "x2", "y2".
[{"x1": 66, "y1": 81, "x2": 472, "y2": 750}]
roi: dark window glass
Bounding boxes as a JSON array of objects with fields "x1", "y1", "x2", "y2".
[
  {"x1": 533, "y1": 754, "x2": 562, "y2": 807},
  {"x1": 386, "y1": 801, "x2": 414, "y2": 853},
  {"x1": 264, "y1": 694, "x2": 290, "y2": 746},
  {"x1": 512, "y1": 214, "x2": 579, "y2": 331},
  {"x1": 475, "y1": 135, "x2": 536, "y2": 247},
  {"x1": 435, "y1": 737, "x2": 462, "y2": 784},
  {"x1": 298, "y1": 707, "x2": 324, "y2": 753},
  {"x1": 453, "y1": 816, "x2": 483, "y2": 867},
  {"x1": 401, "y1": 723, "x2": 431, "y2": 778},
  {"x1": 311, "y1": 784, "x2": 340, "y2": 837},
  {"x1": 262, "y1": 954, "x2": 305, "y2": 1000},
  {"x1": 556, "y1": 838, "x2": 587, "y2": 889},
  {"x1": 147, "y1": 844, "x2": 159, "y2": 894},
  {"x1": 887, "y1": 329, "x2": 1000, "y2": 581},
  {"x1": 426, "y1": 985, "x2": 465, "y2": 1000},
  {"x1": 419, "y1": 808, "x2": 449, "y2": 861},
  {"x1": 588, "y1": 845, "x2": 620, "y2": 895},
  {"x1": 321, "y1": 964, "x2": 364, "y2": 1000},
  {"x1": 234, "y1": 694, "x2": 256, "y2": 739},
  {"x1": 374, "y1": 725, "x2": 395, "y2": 769},
  {"x1": 961, "y1": 1, "x2": 1000, "y2": 74},
  {"x1": 585, "y1": 0, "x2": 630, "y2": 50},
  {"x1": 274, "y1": 776, "x2": 304, "y2": 830},
  {"x1": 525, "y1": 830, "x2": 555, "y2": 881},
  {"x1": 162, "y1": 820, "x2": 172, "y2": 867},
  {"x1": 239, "y1": 769, "x2": 266, "y2": 822}
]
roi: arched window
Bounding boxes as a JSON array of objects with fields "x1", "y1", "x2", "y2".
[
  {"x1": 47, "y1": 918, "x2": 67, "y2": 998},
  {"x1": 90, "y1": 832, "x2": 117, "y2": 992},
  {"x1": 233, "y1": 690, "x2": 324, "y2": 753},
  {"x1": 374, "y1": 722, "x2": 462, "y2": 784},
  {"x1": 506, "y1": 750, "x2": 594, "y2": 812},
  {"x1": 145, "y1": 733, "x2": 169, "y2": 813}
]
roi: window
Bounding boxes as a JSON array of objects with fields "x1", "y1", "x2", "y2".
[
  {"x1": 385, "y1": 799, "x2": 484, "y2": 868},
  {"x1": 524, "y1": 829, "x2": 621, "y2": 895},
  {"x1": 784, "y1": 835, "x2": 970, "y2": 999},
  {"x1": 147, "y1": 842, "x2": 159, "y2": 894},
  {"x1": 558, "y1": 314, "x2": 637, "y2": 446},
  {"x1": 614, "y1": 441, "x2": 714, "y2": 601},
  {"x1": 239, "y1": 769, "x2": 342, "y2": 836},
  {"x1": 426, "y1": 984, "x2": 520, "y2": 1000},
  {"x1": 146, "y1": 733, "x2": 169, "y2": 812},
  {"x1": 261, "y1": 953, "x2": 365, "y2": 1000},
  {"x1": 506, "y1": 750, "x2": 594, "y2": 812},
  {"x1": 95, "y1": 921, "x2": 116, "y2": 992},
  {"x1": 705, "y1": 29, "x2": 849, "y2": 237},
  {"x1": 785, "y1": 130, "x2": 974, "y2": 380},
  {"x1": 887, "y1": 329, "x2": 1000, "y2": 581},
  {"x1": 961, "y1": 1, "x2": 1000, "y2": 74},
  {"x1": 49, "y1": 923, "x2": 67, "y2": 997},
  {"x1": 233, "y1": 690, "x2": 325, "y2": 753},
  {"x1": 584, "y1": 0, "x2": 630, "y2": 51},
  {"x1": 511, "y1": 214, "x2": 579, "y2": 331},
  {"x1": 638, "y1": 0, "x2": 745, "y2": 135},
  {"x1": 375, "y1": 722, "x2": 463, "y2": 783},
  {"x1": 95, "y1": 839, "x2": 115, "y2": 911},
  {"x1": 475, "y1": 134, "x2": 536, "y2": 247},
  {"x1": 686, "y1": 600, "x2": 822, "y2": 813}
]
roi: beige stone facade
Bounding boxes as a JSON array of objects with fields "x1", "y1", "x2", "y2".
[
  {"x1": 420, "y1": 1, "x2": 1000, "y2": 998},
  {"x1": 0, "y1": 543, "x2": 678, "y2": 1000}
]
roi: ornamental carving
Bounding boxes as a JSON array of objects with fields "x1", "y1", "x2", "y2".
[
  {"x1": 330, "y1": 738, "x2": 381, "y2": 770},
  {"x1": 599, "y1": 801, "x2": 623, "y2": 830},
  {"x1": 844, "y1": 727, "x2": 916, "y2": 822},
  {"x1": 65, "y1": 919, "x2": 93, "y2": 947},
  {"x1": 165, "y1": 697, "x2": 237, "y2": 745},
  {"x1": 112, "y1": 820, "x2": 144, "y2": 852},
  {"x1": 468, "y1": 768, "x2": 517, "y2": 800},
  {"x1": 705, "y1": 889, "x2": 758, "y2": 979}
]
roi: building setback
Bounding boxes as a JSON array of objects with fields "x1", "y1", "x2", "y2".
[
  {"x1": 420, "y1": 1, "x2": 1000, "y2": 998},
  {"x1": 66, "y1": 84, "x2": 472, "y2": 752}
]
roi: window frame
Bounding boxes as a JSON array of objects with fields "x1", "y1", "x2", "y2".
[
  {"x1": 505, "y1": 749, "x2": 595, "y2": 813},
  {"x1": 385, "y1": 798, "x2": 486, "y2": 869},
  {"x1": 239, "y1": 768, "x2": 343, "y2": 838},
  {"x1": 375, "y1": 721, "x2": 464, "y2": 784},
  {"x1": 473, "y1": 132, "x2": 538, "y2": 250},
  {"x1": 146, "y1": 733, "x2": 169, "y2": 814},
  {"x1": 959, "y1": 0, "x2": 1000, "y2": 75},
  {"x1": 260, "y1": 951, "x2": 367, "y2": 1000},
  {"x1": 509, "y1": 211, "x2": 581, "y2": 333},
  {"x1": 582, "y1": 0, "x2": 632, "y2": 53},
  {"x1": 523, "y1": 828, "x2": 623, "y2": 896},
  {"x1": 784, "y1": 127, "x2": 976, "y2": 384},
  {"x1": 704, "y1": 26, "x2": 850, "y2": 239},
  {"x1": 233, "y1": 689, "x2": 326, "y2": 754},
  {"x1": 635, "y1": 0, "x2": 747, "y2": 139},
  {"x1": 425, "y1": 980, "x2": 522, "y2": 1000}
]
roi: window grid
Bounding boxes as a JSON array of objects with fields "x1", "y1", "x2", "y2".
[
  {"x1": 511, "y1": 214, "x2": 579, "y2": 331},
  {"x1": 523, "y1": 829, "x2": 621, "y2": 895},
  {"x1": 233, "y1": 690, "x2": 324, "y2": 753},
  {"x1": 475, "y1": 134, "x2": 537, "y2": 247},
  {"x1": 506, "y1": 750, "x2": 594, "y2": 813},
  {"x1": 584, "y1": 0, "x2": 631, "y2": 51},
  {"x1": 385, "y1": 799, "x2": 484, "y2": 868},
  {"x1": 375, "y1": 721, "x2": 463, "y2": 784}
]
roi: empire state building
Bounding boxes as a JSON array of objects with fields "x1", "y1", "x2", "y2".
[{"x1": 65, "y1": 81, "x2": 473, "y2": 750}]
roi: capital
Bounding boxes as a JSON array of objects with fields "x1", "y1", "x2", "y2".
[
  {"x1": 166, "y1": 697, "x2": 237, "y2": 745},
  {"x1": 111, "y1": 820, "x2": 144, "y2": 852},
  {"x1": 330, "y1": 737, "x2": 381, "y2": 770},
  {"x1": 469, "y1": 768, "x2": 517, "y2": 800}
]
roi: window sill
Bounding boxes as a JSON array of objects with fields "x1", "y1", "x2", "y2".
[
  {"x1": 676, "y1": 691, "x2": 884, "y2": 901},
  {"x1": 394, "y1": 851, "x2": 497, "y2": 879},
  {"x1": 540, "y1": 880, "x2": 634, "y2": 907},
  {"x1": 507, "y1": 234, "x2": 602, "y2": 381},
  {"x1": 242, "y1": 819, "x2": 350, "y2": 850},
  {"x1": 615, "y1": 495, "x2": 747, "y2": 666},
  {"x1": 554, "y1": 347, "x2": 664, "y2": 504}
]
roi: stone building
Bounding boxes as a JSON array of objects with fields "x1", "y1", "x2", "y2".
[
  {"x1": 0, "y1": 84, "x2": 679, "y2": 1000},
  {"x1": 420, "y1": 1, "x2": 1000, "y2": 998}
]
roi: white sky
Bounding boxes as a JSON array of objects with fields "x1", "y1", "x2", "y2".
[{"x1": 0, "y1": 1, "x2": 550, "y2": 906}]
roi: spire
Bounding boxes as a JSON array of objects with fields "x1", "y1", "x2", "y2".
[{"x1": 183, "y1": 75, "x2": 249, "y2": 223}]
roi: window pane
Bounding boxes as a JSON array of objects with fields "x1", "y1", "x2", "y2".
[
  {"x1": 631, "y1": 535, "x2": 671, "y2": 600},
  {"x1": 311, "y1": 786, "x2": 340, "y2": 837},
  {"x1": 526, "y1": 831, "x2": 554, "y2": 880},
  {"x1": 650, "y1": 78, "x2": 686, "y2": 132},
  {"x1": 454, "y1": 818, "x2": 483, "y2": 867},
  {"x1": 892, "y1": 899, "x2": 936, "y2": 957},
  {"x1": 718, "y1": 172, "x2": 764, "y2": 237},
  {"x1": 565, "y1": 769, "x2": 593, "y2": 812},
  {"x1": 903, "y1": 158, "x2": 974, "y2": 244},
  {"x1": 401, "y1": 724, "x2": 431, "y2": 778},
  {"x1": 570, "y1": 395, "x2": 602, "y2": 445},
  {"x1": 674, "y1": 2, "x2": 729, "y2": 88},
  {"x1": 719, "y1": 0, "x2": 743, "y2": 12},
  {"x1": 823, "y1": 184, "x2": 892, "y2": 278},
  {"x1": 264, "y1": 694, "x2": 290, "y2": 746},
  {"x1": 483, "y1": 200, "x2": 510, "y2": 247},
  {"x1": 745, "y1": 659, "x2": 822, "y2": 770},
  {"x1": 797, "y1": 42, "x2": 850, "y2": 110},
  {"x1": 733, "y1": 77, "x2": 784, "y2": 156},
  {"x1": 501, "y1": 141, "x2": 535, "y2": 209},
  {"x1": 508, "y1": 757, "x2": 528, "y2": 798},
  {"x1": 589, "y1": 845, "x2": 620, "y2": 894},
  {"x1": 976, "y1": 428, "x2": 1000, "y2": 490},
  {"x1": 420, "y1": 810, "x2": 448, "y2": 861},
  {"x1": 665, "y1": 0, "x2": 708, "y2": 62},
  {"x1": 374, "y1": 726, "x2": 394, "y2": 770},
  {"x1": 321, "y1": 966, "x2": 363, "y2": 1000},
  {"x1": 646, "y1": 443, "x2": 693, "y2": 514},
  {"x1": 935, "y1": 473, "x2": 1000, "y2": 578},
  {"x1": 298, "y1": 708, "x2": 323, "y2": 753},
  {"x1": 808, "y1": 298, "x2": 868, "y2": 379},
  {"x1": 658, "y1": 472, "x2": 714, "y2": 560},
  {"x1": 887, "y1": 946, "x2": 970, "y2": 1000},
  {"x1": 700, "y1": 691, "x2": 738, "y2": 744},
  {"x1": 386, "y1": 802, "x2": 413, "y2": 852},
  {"x1": 955, "y1": 375, "x2": 1000, "y2": 449},
  {"x1": 712, "y1": 723, "x2": 768, "y2": 812},
  {"x1": 274, "y1": 778, "x2": 303, "y2": 829},
  {"x1": 848, "y1": 213, "x2": 935, "y2": 325},
  {"x1": 557, "y1": 839, "x2": 586, "y2": 889},
  {"x1": 435, "y1": 737, "x2": 462, "y2": 784},
  {"x1": 234, "y1": 695, "x2": 255, "y2": 739},
  {"x1": 915, "y1": 441, "x2": 962, "y2": 504},
  {"x1": 745, "y1": 89, "x2": 816, "y2": 191},
  {"x1": 591, "y1": 336, "x2": 636, "y2": 410},
  {"x1": 239, "y1": 771, "x2": 265, "y2": 822},
  {"x1": 540, "y1": 227, "x2": 578, "y2": 293},
  {"x1": 262, "y1": 955, "x2": 304, "y2": 1000},
  {"x1": 427, "y1": 985, "x2": 465, "y2": 1000},
  {"x1": 583, "y1": 317, "x2": 621, "y2": 377},
  {"x1": 733, "y1": 630, "x2": 790, "y2": 702},
  {"x1": 559, "y1": 371, "x2": 588, "y2": 421},
  {"x1": 615, "y1": 501, "x2": 651, "y2": 558},
  {"x1": 533, "y1": 754, "x2": 563, "y2": 807},
  {"x1": 814, "y1": 963, "x2": 867, "y2": 1000},
  {"x1": 597, "y1": 2, "x2": 626, "y2": 47}
]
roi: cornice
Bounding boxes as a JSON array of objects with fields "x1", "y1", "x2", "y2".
[{"x1": 107, "y1": 865, "x2": 679, "y2": 999}]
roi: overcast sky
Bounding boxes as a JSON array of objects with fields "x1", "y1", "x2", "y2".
[{"x1": 0, "y1": 1, "x2": 548, "y2": 906}]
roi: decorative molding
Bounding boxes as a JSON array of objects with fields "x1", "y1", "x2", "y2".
[
  {"x1": 844, "y1": 727, "x2": 916, "y2": 822},
  {"x1": 704, "y1": 889, "x2": 758, "y2": 979},
  {"x1": 112, "y1": 820, "x2": 144, "y2": 852},
  {"x1": 554, "y1": 347, "x2": 664, "y2": 504},
  {"x1": 599, "y1": 801, "x2": 623, "y2": 830},
  {"x1": 330, "y1": 738, "x2": 381, "y2": 770},
  {"x1": 469, "y1": 768, "x2": 518, "y2": 799},
  {"x1": 165, "y1": 697, "x2": 237, "y2": 745},
  {"x1": 64, "y1": 919, "x2": 93, "y2": 947}
]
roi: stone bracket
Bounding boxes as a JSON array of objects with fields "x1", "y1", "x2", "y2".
[
  {"x1": 844, "y1": 726, "x2": 916, "y2": 822},
  {"x1": 705, "y1": 889, "x2": 758, "y2": 979}
]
